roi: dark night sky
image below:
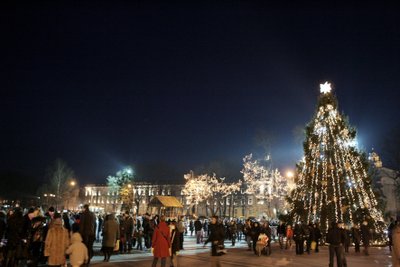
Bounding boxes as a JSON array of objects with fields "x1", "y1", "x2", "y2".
[{"x1": 3, "y1": 2, "x2": 400, "y2": 186}]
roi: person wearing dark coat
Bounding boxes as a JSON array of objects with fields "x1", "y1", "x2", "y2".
[
  {"x1": 169, "y1": 221, "x2": 181, "y2": 267},
  {"x1": 294, "y1": 222, "x2": 305, "y2": 255},
  {"x1": 260, "y1": 221, "x2": 272, "y2": 255},
  {"x1": 388, "y1": 217, "x2": 396, "y2": 252},
  {"x1": 351, "y1": 224, "x2": 361, "y2": 253},
  {"x1": 101, "y1": 214, "x2": 120, "y2": 262},
  {"x1": 277, "y1": 221, "x2": 286, "y2": 249},
  {"x1": 4, "y1": 208, "x2": 25, "y2": 267},
  {"x1": 143, "y1": 214, "x2": 152, "y2": 249},
  {"x1": 360, "y1": 220, "x2": 371, "y2": 256},
  {"x1": 326, "y1": 221, "x2": 346, "y2": 267},
  {"x1": 194, "y1": 219, "x2": 203, "y2": 244},
  {"x1": 251, "y1": 222, "x2": 261, "y2": 255},
  {"x1": 343, "y1": 226, "x2": 351, "y2": 253},
  {"x1": 305, "y1": 222, "x2": 313, "y2": 254},
  {"x1": 79, "y1": 204, "x2": 96, "y2": 264},
  {"x1": 0, "y1": 211, "x2": 6, "y2": 240},
  {"x1": 311, "y1": 223, "x2": 322, "y2": 253},
  {"x1": 204, "y1": 216, "x2": 225, "y2": 267}
]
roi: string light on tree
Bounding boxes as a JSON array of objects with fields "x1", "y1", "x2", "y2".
[
  {"x1": 241, "y1": 154, "x2": 289, "y2": 213},
  {"x1": 287, "y1": 81, "x2": 385, "y2": 239},
  {"x1": 182, "y1": 171, "x2": 241, "y2": 216}
]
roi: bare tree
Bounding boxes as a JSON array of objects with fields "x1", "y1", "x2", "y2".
[{"x1": 45, "y1": 159, "x2": 75, "y2": 210}]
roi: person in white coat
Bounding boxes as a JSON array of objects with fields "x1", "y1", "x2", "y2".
[{"x1": 66, "y1": 232, "x2": 89, "y2": 267}]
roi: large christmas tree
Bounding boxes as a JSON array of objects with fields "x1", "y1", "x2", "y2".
[{"x1": 288, "y1": 82, "x2": 384, "y2": 235}]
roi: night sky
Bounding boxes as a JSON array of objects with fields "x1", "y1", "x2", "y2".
[{"x1": 3, "y1": 2, "x2": 400, "y2": 186}]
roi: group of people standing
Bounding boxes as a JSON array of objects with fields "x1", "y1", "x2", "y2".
[
  {"x1": 0, "y1": 204, "x2": 94, "y2": 267},
  {"x1": 1, "y1": 205, "x2": 400, "y2": 267}
]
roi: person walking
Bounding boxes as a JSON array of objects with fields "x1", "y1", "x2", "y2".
[
  {"x1": 392, "y1": 221, "x2": 400, "y2": 267},
  {"x1": 101, "y1": 214, "x2": 120, "y2": 262},
  {"x1": 169, "y1": 220, "x2": 181, "y2": 267},
  {"x1": 343, "y1": 225, "x2": 351, "y2": 253},
  {"x1": 194, "y1": 218, "x2": 203, "y2": 244},
  {"x1": 229, "y1": 221, "x2": 237, "y2": 246},
  {"x1": 285, "y1": 225, "x2": 294, "y2": 250},
  {"x1": 388, "y1": 218, "x2": 396, "y2": 252},
  {"x1": 44, "y1": 213, "x2": 70, "y2": 267},
  {"x1": 189, "y1": 220, "x2": 194, "y2": 236},
  {"x1": 277, "y1": 221, "x2": 286, "y2": 250},
  {"x1": 204, "y1": 216, "x2": 225, "y2": 267},
  {"x1": 251, "y1": 222, "x2": 261, "y2": 255},
  {"x1": 79, "y1": 204, "x2": 96, "y2": 264},
  {"x1": 294, "y1": 222, "x2": 305, "y2": 255},
  {"x1": 351, "y1": 224, "x2": 361, "y2": 253},
  {"x1": 123, "y1": 212, "x2": 134, "y2": 253},
  {"x1": 177, "y1": 217, "x2": 185, "y2": 250},
  {"x1": 243, "y1": 220, "x2": 252, "y2": 251},
  {"x1": 360, "y1": 220, "x2": 371, "y2": 256},
  {"x1": 151, "y1": 215, "x2": 170, "y2": 267}
]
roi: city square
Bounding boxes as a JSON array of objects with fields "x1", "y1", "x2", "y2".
[
  {"x1": 89, "y1": 237, "x2": 392, "y2": 267},
  {"x1": 2, "y1": 1, "x2": 400, "y2": 267}
]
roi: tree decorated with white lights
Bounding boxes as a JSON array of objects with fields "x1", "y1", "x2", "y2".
[
  {"x1": 107, "y1": 167, "x2": 134, "y2": 211},
  {"x1": 241, "y1": 154, "x2": 288, "y2": 217},
  {"x1": 182, "y1": 171, "x2": 241, "y2": 216},
  {"x1": 288, "y1": 82, "x2": 384, "y2": 235}
]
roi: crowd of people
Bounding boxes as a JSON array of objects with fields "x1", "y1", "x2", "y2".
[{"x1": 0, "y1": 204, "x2": 399, "y2": 267}]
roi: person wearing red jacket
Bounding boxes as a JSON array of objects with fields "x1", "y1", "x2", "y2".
[{"x1": 151, "y1": 215, "x2": 171, "y2": 267}]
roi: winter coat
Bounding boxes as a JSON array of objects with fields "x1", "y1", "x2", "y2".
[
  {"x1": 360, "y1": 223, "x2": 371, "y2": 244},
  {"x1": 102, "y1": 216, "x2": 120, "y2": 248},
  {"x1": 79, "y1": 210, "x2": 96, "y2": 240},
  {"x1": 294, "y1": 224, "x2": 305, "y2": 241},
  {"x1": 169, "y1": 227, "x2": 180, "y2": 255},
  {"x1": 5, "y1": 211, "x2": 24, "y2": 248},
  {"x1": 66, "y1": 233, "x2": 88, "y2": 267},
  {"x1": 205, "y1": 222, "x2": 225, "y2": 256},
  {"x1": 351, "y1": 227, "x2": 361, "y2": 243},
  {"x1": 286, "y1": 227, "x2": 294, "y2": 239},
  {"x1": 194, "y1": 220, "x2": 202, "y2": 232},
  {"x1": 326, "y1": 226, "x2": 345, "y2": 246},
  {"x1": 392, "y1": 225, "x2": 400, "y2": 267},
  {"x1": 0, "y1": 213, "x2": 5, "y2": 240},
  {"x1": 44, "y1": 219, "x2": 70, "y2": 266},
  {"x1": 152, "y1": 221, "x2": 171, "y2": 258}
]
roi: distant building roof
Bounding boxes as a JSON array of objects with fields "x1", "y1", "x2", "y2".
[{"x1": 149, "y1": 196, "x2": 183, "y2": 208}]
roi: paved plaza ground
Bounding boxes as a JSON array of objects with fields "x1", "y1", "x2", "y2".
[{"x1": 90, "y1": 236, "x2": 392, "y2": 267}]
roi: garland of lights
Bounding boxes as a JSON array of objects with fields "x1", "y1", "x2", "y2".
[{"x1": 289, "y1": 82, "x2": 385, "y2": 238}]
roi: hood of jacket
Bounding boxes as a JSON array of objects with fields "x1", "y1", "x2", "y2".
[{"x1": 71, "y1": 232, "x2": 83, "y2": 244}]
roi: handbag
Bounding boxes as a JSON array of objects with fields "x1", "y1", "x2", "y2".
[
  {"x1": 311, "y1": 241, "x2": 317, "y2": 250},
  {"x1": 113, "y1": 240, "x2": 120, "y2": 251}
]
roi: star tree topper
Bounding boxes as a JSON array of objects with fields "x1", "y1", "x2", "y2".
[{"x1": 320, "y1": 81, "x2": 332, "y2": 94}]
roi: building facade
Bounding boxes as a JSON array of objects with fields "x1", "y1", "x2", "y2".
[{"x1": 79, "y1": 182, "x2": 288, "y2": 220}]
